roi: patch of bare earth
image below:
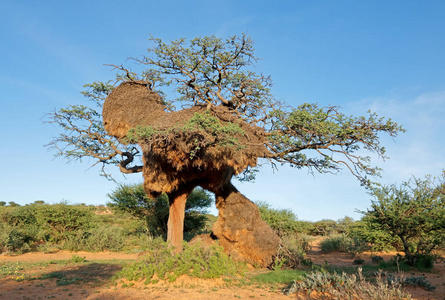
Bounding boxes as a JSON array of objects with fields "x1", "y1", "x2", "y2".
[{"x1": 0, "y1": 243, "x2": 443, "y2": 300}]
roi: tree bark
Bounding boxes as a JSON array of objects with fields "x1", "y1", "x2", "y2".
[
  {"x1": 400, "y1": 235, "x2": 414, "y2": 265},
  {"x1": 166, "y1": 189, "x2": 189, "y2": 253}
]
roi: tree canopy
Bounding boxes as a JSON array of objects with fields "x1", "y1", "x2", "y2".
[{"x1": 46, "y1": 34, "x2": 404, "y2": 185}]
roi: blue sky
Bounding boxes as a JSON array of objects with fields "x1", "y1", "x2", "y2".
[{"x1": 1, "y1": 1, "x2": 444, "y2": 221}]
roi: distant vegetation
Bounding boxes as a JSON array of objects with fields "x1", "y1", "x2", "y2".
[{"x1": 1, "y1": 174, "x2": 443, "y2": 273}]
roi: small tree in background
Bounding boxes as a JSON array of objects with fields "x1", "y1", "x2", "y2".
[
  {"x1": 312, "y1": 219, "x2": 338, "y2": 236},
  {"x1": 108, "y1": 184, "x2": 212, "y2": 238},
  {"x1": 256, "y1": 201, "x2": 300, "y2": 237},
  {"x1": 33, "y1": 203, "x2": 94, "y2": 243},
  {"x1": 363, "y1": 173, "x2": 445, "y2": 266},
  {"x1": 348, "y1": 216, "x2": 400, "y2": 254}
]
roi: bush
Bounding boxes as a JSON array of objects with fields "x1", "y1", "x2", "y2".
[
  {"x1": 312, "y1": 219, "x2": 338, "y2": 236},
  {"x1": 319, "y1": 234, "x2": 368, "y2": 257},
  {"x1": 114, "y1": 238, "x2": 244, "y2": 283},
  {"x1": 371, "y1": 256, "x2": 384, "y2": 264},
  {"x1": 273, "y1": 234, "x2": 314, "y2": 269},
  {"x1": 286, "y1": 268, "x2": 412, "y2": 299},
  {"x1": 0, "y1": 206, "x2": 39, "y2": 253},
  {"x1": 108, "y1": 184, "x2": 212, "y2": 239},
  {"x1": 319, "y1": 234, "x2": 352, "y2": 253},
  {"x1": 256, "y1": 201, "x2": 300, "y2": 236},
  {"x1": 363, "y1": 174, "x2": 445, "y2": 266},
  {"x1": 348, "y1": 219, "x2": 399, "y2": 253},
  {"x1": 63, "y1": 226, "x2": 128, "y2": 252},
  {"x1": 33, "y1": 203, "x2": 94, "y2": 243}
]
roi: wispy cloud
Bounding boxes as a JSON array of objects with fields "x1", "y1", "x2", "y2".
[{"x1": 348, "y1": 90, "x2": 445, "y2": 181}]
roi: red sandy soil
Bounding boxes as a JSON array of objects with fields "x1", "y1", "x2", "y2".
[{"x1": 0, "y1": 241, "x2": 443, "y2": 300}]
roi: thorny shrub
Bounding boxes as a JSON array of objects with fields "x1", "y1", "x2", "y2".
[
  {"x1": 114, "y1": 238, "x2": 245, "y2": 284},
  {"x1": 286, "y1": 267, "x2": 413, "y2": 300}
]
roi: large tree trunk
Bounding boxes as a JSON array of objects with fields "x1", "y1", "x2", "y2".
[
  {"x1": 204, "y1": 182, "x2": 280, "y2": 267},
  {"x1": 166, "y1": 189, "x2": 189, "y2": 253}
]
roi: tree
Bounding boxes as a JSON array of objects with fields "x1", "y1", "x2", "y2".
[
  {"x1": 363, "y1": 173, "x2": 445, "y2": 266},
  {"x1": 312, "y1": 219, "x2": 338, "y2": 236},
  {"x1": 47, "y1": 34, "x2": 403, "y2": 263},
  {"x1": 107, "y1": 184, "x2": 212, "y2": 238},
  {"x1": 0, "y1": 201, "x2": 6, "y2": 207},
  {"x1": 256, "y1": 201, "x2": 300, "y2": 237}
]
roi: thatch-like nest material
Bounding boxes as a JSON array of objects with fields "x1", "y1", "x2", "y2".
[{"x1": 103, "y1": 81, "x2": 268, "y2": 196}]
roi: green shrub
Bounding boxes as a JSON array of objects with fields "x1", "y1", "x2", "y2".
[
  {"x1": 349, "y1": 219, "x2": 400, "y2": 253},
  {"x1": 272, "y1": 234, "x2": 314, "y2": 270},
  {"x1": 108, "y1": 184, "x2": 212, "y2": 239},
  {"x1": 320, "y1": 234, "x2": 368, "y2": 257},
  {"x1": 256, "y1": 201, "x2": 301, "y2": 236},
  {"x1": 387, "y1": 273, "x2": 436, "y2": 291},
  {"x1": 84, "y1": 226, "x2": 127, "y2": 252},
  {"x1": 33, "y1": 203, "x2": 94, "y2": 243},
  {"x1": 115, "y1": 238, "x2": 244, "y2": 283},
  {"x1": 363, "y1": 175, "x2": 445, "y2": 266},
  {"x1": 312, "y1": 219, "x2": 338, "y2": 236},
  {"x1": 286, "y1": 268, "x2": 412, "y2": 299},
  {"x1": 62, "y1": 226, "x2": 128, "y2": 252},
  {"x1": 319, "y1": 234, "x2": 351, "y2": 253},
  {"x1": 371, "y1": 256, "x2": 384, "y2": 264},
  {"x1": 0, "y1": 208, "x2": 39, "y2": 253}
]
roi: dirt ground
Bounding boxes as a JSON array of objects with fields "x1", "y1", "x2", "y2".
[{"x1": 0, "y1": 242, "x2": 444, "y2": 300}]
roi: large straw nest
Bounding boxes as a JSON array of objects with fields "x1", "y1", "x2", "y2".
[{"x1": 103, "y1": 81, "x2": 268, "y2": 196}]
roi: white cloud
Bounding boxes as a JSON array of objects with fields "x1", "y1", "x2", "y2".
[{"x1": 348, "y1": 90, "x2": 445, "y2": 182}]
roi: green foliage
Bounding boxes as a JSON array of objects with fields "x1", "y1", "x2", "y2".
[
  {"x1": 69, "y1": 255, "x2": 86, "y2": 263},
  {"x1": 371, "y1": 256, "x2": 384, "y2": 264},
  {"x1": 386, "y1": 273, "x2": 436, "y2": 291},
  {"x1": 319, "y1": 234, "x2": 369, "y2": 257},
  {"x1": 320, "y1": 234, "x2": 351, "y2": 253},
  {"x1": 0, "y1": 203, "x2": 152, "y2": 254},
  {"x1": 348, "y1": 218, "x2": 399, "y2": 253},
  {"x1": 363, "y1": 173, "x2": 445, "y2": 266},
  {"x1": 267, "y1": 104, "x2": 404, "y2": 184},
  {"x1": 256, "y1": 201, "x2": 300, "y2": 237},
  {"x1": 107, "y1": 184, "x2": 212, "y2": 238},
  {"x1": 273, "y1": 234, "x2": 314, "y2": 269},
  {"x1": 33, "y1": 203, "x2": 94, "y2": 243},
  {"x1": 0, "y1": 206, "x2": 40, "y2": 253},
  {"x1": 249, "y1": 269, "x2": 306, "y2": 285},
  {"x1": 336, "y1": 216, "x2": 355, "y2": 234},
  {"x1": 125, "y1": 111, "x2": 246, "y2": 159},
  {"x1": 312, "y1": 219, "x2": 338, "y2": 236},
  {"x1": 115, "y1": 238, "x2": 244, "y2": 283},
  {"x1": 286, "y1": 268, "x2": 412, "y2": 299},
  {"x1": 63, "y1": 226, "x2": 127, "y2": 252}
]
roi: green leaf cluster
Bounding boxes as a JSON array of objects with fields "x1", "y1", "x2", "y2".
[
  {"x1": 115, "y1": 239, "x2": 244, "y2": 283},
  {"x1": 363, "y1": 173, "x2": 445, "y2": 266},
  {"x1": 267, "y1": 103, "x2": 404, "y2": 182},
  {"x1": 107, "y1": 183, "x2": 213, "y2": 238},
  {"x1": 125, "y1": 111, "x2": 245, "y2": 159},
  {"x1": 256, "y1": 201, "x2": 300, "y2": 237}
]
